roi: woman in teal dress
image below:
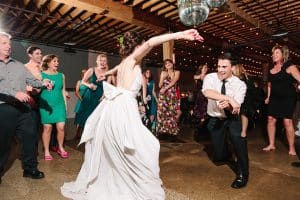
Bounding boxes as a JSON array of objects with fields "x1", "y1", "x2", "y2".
[
  {"x1": 39, "y1": 54, "x2": 68, "y2": 161},
  {"x1": 77, "y1": 54, "x2": 111, "y2": 128},
  {"x1": 74, "y1": 69, "x2": 88, "y2": 139},
  {"x1": 142, "y1": 69, "x2": 157, "y2": 132}
]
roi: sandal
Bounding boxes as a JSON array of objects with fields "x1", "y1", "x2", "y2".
[{"x1": 57, "y1": 149, "x2": 69, "y2": 158}]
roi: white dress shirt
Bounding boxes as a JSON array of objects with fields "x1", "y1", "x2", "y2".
[{"x1": 202, "y1": 73, "x2": 247, "y2": 118}]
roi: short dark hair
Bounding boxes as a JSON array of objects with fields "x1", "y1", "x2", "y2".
[
  {"x1": 218, "y1": 52, "x2": 233, "y2": 65},
  {"x1": 27, "y1": 46, "x2": 41, "y2": 55}
]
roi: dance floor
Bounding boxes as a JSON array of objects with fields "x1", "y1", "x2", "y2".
[{"x1": 1, "y1": 122, "x2": 300, "y2": 200}]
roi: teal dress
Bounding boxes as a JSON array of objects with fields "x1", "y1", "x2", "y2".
[
  {"x1": 39, "y1": 72, "x2": 66, "y2": 124},
  {"x1": 75, "y1": 69, "x2": 104, "y2": 127},
  {"x1": 74, "y1": 81, "x2": 88, "y2": 125},
  {"x1": 146, "y1": 80, "x2": 157, "y2": 117}
]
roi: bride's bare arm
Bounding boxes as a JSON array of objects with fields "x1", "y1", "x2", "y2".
[{"x1": 131, "y1": 29, "x2": 204, "y2": 62}]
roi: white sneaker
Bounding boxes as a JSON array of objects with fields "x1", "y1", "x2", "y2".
[{"x1": 295, "y1": 130, "x2": 300, "y2": 137}]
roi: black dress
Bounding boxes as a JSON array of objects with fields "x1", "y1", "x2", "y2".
[
  {"x1": 268, "y1": 61, "x2": 297, "y2": 119},
  {"x1": 240, "y1": 76, "x2": 257, "y2": 119}
]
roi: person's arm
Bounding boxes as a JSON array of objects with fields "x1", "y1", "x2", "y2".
[
  {"x1": 166, "y1": 71, "x2": 180, "y2": 90},
  {"x1": 265, "y1": 82, "x2": 271, "y2": 104},
  {"x1": 287, "y1": 65, "x2": 300, "y2": 82},
  {"x1": 160, "y1": 71, "x2": 180, "y2": 93},
  {"x1": 81, "y1": 68, "x2": 95, "y2": 89},
  {"x1": 75, "y1": 80, "x2": 82, "y2": 100},
  {"x1": 106, "y1": 75, "x2": 112, "y2": 84},
  {"x1": 142, "y1": 77, "x2": 147, "y2": 105},
  {"x1": 62, "y1": 74, "x2": 68, "y2": 110},
  {"x1": 202, "y1": 74, "x2": 240, "y2": 113},
  {"x1": 159, "y1": 71, "x2": 166, "y2": 88},
  {"x1": 152, "y1": 83, "x2": 158, "y2": 103},
  {"x1": 131, "y1": 29, "x2": 204, "y2": 62}
]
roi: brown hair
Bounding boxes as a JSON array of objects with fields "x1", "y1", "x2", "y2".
[
  {"x1": 41, "y1": 54, "x2": 58, "y2": 70},
  {"x1": 272, "y1": 45, "x2": 289, "y2": 62},
  {"x1": 195, "y1": 64, "x2": 207, "y2": 75},
  {"x1": 163, "y1": 59, "x2": 174, "y2": 71},
  {"x1": 119, "y1": 31, "x2": 143, "y2": 58},
  {"x1": 26, "y1": 46, "x2": 41, "y2": 55}
]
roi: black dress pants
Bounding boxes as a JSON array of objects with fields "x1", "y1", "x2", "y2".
[
  {"x1": 207, "y1": 116, "x2": 249, "y2": 176},
  {"x1": 0, "y1": 103, "x2": 38, "y2": 177}
]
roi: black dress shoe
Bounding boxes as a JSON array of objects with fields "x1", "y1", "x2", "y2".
[
  {"x1": 231, "y1": 174, "x2": 248, "y2": 189},
  {"x1": 23, "y1": 169, "x2": 45, "y2": 179}
]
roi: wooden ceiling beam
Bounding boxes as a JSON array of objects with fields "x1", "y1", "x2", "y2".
[
  {"x1": 227, "y1": 0, "x2": 273, "y2": 35},
  {"x1": 52, "y1": 0, "x2": 166, "y2": 32}
]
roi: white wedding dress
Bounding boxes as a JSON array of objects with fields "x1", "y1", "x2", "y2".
[{"x1": 61, "y1": 71, "x2": 165, "y2": 200}]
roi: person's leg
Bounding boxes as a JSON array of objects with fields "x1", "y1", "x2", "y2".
[
  {"x1": 56, "y1": 122, "x2": 68, "y2": 157},
  {"x1": 263, "y1": 116, "x2": 277, "y2": 151},
  {"x1": 41, "y1": 124, "x2": 53, "y2": 158},
  {"x1": 207, "y1": 117, "x2": 229, "y2": 162},
  {"x1": 283, "y1": 118, "x2": 296, "y2": 155},
  {"x1": 228, "y1": 117, "x2": 249, "y2": 189},
  {"x1": 49, "y1": 124, "x2": 58, "y2": 151},
  {"x1": 0, "y1": 104, "x2": 19, "y2": 181},
  {"x1": 15, "y1": 111, "x2": 44, "y2": 178}
]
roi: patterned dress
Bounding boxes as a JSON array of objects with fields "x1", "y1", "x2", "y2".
[{"x1": 157, "y1": 76, "x2": 180, "y2": 135}]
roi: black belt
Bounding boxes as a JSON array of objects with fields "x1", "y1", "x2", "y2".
[{"x1": 0, "y1": 93, "x2": 30, "y2": 112}]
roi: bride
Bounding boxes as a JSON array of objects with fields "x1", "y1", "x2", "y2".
[{"x1": 61, "y1": 29, "x2": 203, "y2": 200}]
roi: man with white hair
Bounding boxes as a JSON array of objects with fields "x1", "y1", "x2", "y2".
[{"x1": 0, "y1": 32, "x2": 51, "y2": 184}]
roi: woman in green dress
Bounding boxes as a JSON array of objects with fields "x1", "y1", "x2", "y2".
[
  {"x1": 77, "y1": 54, "x2": 112, "y2": 128},
  {"x1": 74, "y1": 69, "x2": 88, "y2": 139},
  {"x1": 39, "y1": 54, "x2": 68, "y2": 160}
]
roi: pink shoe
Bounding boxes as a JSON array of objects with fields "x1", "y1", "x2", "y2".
[
  {"x1": 44, "y1": 155, "x2": 53, "y2": 161},
  {"x1": 57, "y1": 149, "x2": 69, "y2": 158}
]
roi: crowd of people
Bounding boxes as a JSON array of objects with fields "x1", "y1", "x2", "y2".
[{"x1": 0, "y1": 28, "x2": 300, "y2": 199}]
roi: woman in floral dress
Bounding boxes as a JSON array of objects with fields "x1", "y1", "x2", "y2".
[{"x1": 157, "y1": 59, "x2": 180, "y2": 139}]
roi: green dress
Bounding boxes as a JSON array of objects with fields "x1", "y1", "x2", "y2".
[
  {"x1": 39, "y1": 72, "x2": 66, "y2": 124},
  {"x1": 74, "y1": 81, "x2": 88, "y2": 125},
  {"x1": 75, "y1": 69, "x2": 104, "y2": 127}
]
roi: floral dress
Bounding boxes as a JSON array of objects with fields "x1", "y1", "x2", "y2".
[{"x1": 157, "y1": 76, "x2": 180, "y2": 135}]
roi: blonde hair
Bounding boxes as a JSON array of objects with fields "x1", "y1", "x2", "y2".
[
  {"x1": 96, "y1": 53, "x2": 107, "y2": 60},
  {"x1": 233, "y1": 64, "x2": 248, "y2": 80},
  {"x1": 272, "y1": 45, "x2": 289, "y2": 62}
]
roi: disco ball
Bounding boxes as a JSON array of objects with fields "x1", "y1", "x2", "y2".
[
  {"x1": 178, "y1": 0, "x2": 209, "y2": 26},
  {"x1": 205, "y1": 0, "x2": 226, "y2": 8}
]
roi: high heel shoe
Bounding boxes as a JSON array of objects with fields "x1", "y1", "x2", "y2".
[{"x1": 57, "y1": 149, "x2": 69, "y2": 158}]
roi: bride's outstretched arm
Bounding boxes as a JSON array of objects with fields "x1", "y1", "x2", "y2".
[{"x1": 132, "y1": 29, "x2": 204, "y2": 61}]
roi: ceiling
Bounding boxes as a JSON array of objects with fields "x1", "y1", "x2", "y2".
[{"x1": 0, "y1": 0, "x2": 299, "y2": 76}]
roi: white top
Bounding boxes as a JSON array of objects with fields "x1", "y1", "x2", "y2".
[{"x1": 202, "y1": 72, "x2": 247, "y2": 118}]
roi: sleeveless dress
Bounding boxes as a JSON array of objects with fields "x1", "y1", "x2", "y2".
[
  {"x1": 74, "y1": 81, "x2": 88, "y2": 126},
  {"x1": 61, "y1": 71, "x2": 165, "y2": 200},
  {"x1": 39, "y1": 72, "x2": 66, "y2": 124},
  {"x1": 268, "y1": 63, "x2": 297, "y2": 119},
  {"x1": 156, "y1": 76, "x2": 180, "y2": 135},
  {"x1": 75, "y1": 70, "x2": 104, "y2": 127},
  {"x1": 146, "y1": 80, "x2": 157, "y2": 117}
]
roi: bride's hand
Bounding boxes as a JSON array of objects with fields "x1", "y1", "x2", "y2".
[{"x1": 178, "y1": 29, "x2": 204, "y2": 42}]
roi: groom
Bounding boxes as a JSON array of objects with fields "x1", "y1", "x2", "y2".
[{"x1": 202, "y1": 53, "x2": 249, "y2": 189}]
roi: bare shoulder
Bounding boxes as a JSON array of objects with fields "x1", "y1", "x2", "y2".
[{"x1": 174, "y1": 70, "x2": 180, "y2": 74}]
